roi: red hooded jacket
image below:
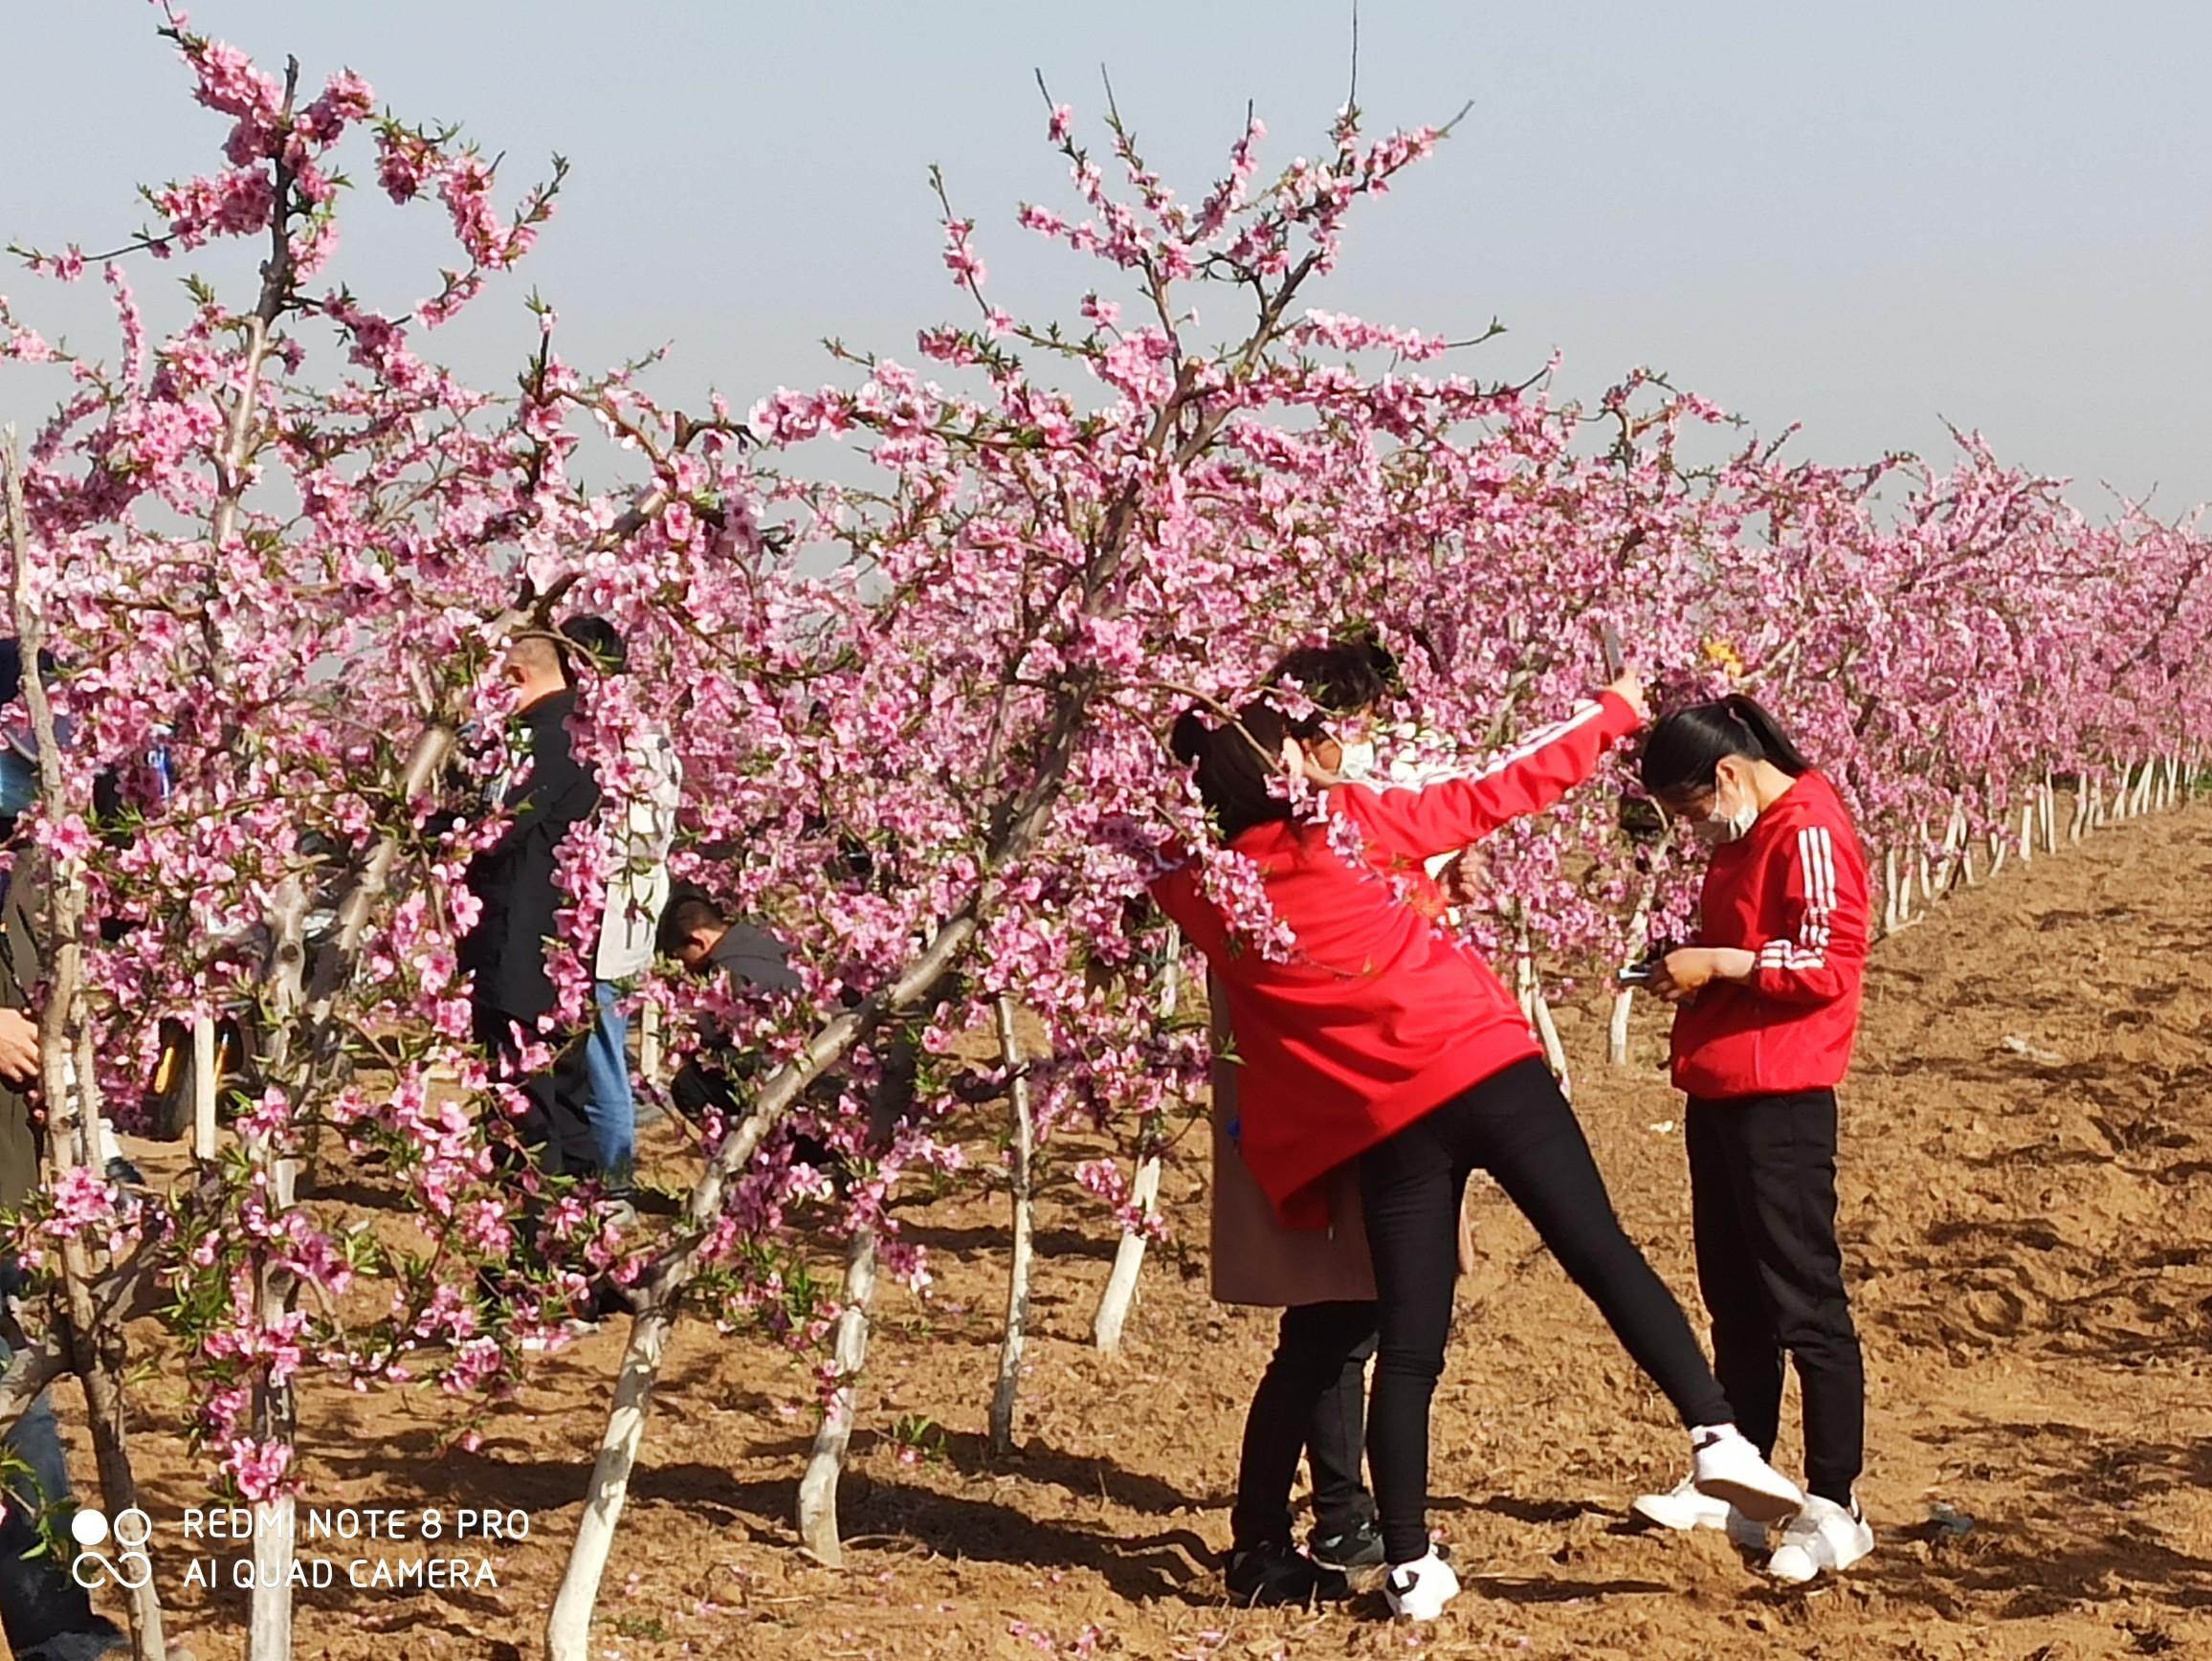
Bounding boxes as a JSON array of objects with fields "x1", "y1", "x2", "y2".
[
  {"x1": 1150, "y1": 692, "x2": 1640, "y2": 1229},
  {"x1": 1670, "y1": 768, "x2": 1869, "y2": 1099}
]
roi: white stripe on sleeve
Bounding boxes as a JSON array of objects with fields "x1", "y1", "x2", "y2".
[{"x1": 1757, "y1": 825, "x2": 1833, "y2": 971}]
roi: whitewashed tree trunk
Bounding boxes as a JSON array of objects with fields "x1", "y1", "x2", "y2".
[
  {"x1": 1606, "y1": 873, "x2": 1659, "y2": 1069},
  {"x1": 796, "y1": 1225, "x2": 880, "y2": 1566},
  {"x1": 1987, "y1": 830, "x2": 2009, "y2": 881},
  {"x1": 638, "y1": 1000, "x2": 663, "y2": 1083},
  {"x1": 1935, "y1": 800, "x2": 1966, "y2": 893},
  {"x1": 1091, "y1": 1158, "x2": 1160, "y2": 1355},
  {"x1": 1881, "y1": 848, "x2": 1902, "y2": 933},
  {"x1": 1531, "y1": 981, "x2": 1571, "y2": 1100},
  {"x1": 2018, "y1": 801, "x2": 2035, "y2": 867},
  {"x1": 2135, "y1": 755, "x2": 2157, "y2": 815},
  {"x1": 192, "y1": 1011, "x2": 219, "y2": 1163},
  {"x1": 1511, "y1": 911, "x2": 1569, "y2": 1096},
  {"x1": 2069, "y1": 779, "x2": 2090, "y2": 844},
  {"x1": 1915, "y1": 814, "x2": 1935, "y2": 903},
  {"x1": 2042, "y1": 772, "x2": 2058, "y2": 850},
  {"x1": 1093, "y1": 948, "x2": 1180, "y2": 1352},
  {"x1": 989, "y1": 996, "x2": 1035, "y2": 1455},
  {"x1": 249, "y1": 1153, "x2": 299, "y2": 1661},
  {"x1": 794, "y1": 1029, "x2": 914, "y2": 1563},
  {"x1": 546, "y1": 1306, "x2": 672, "y2": 1661}
]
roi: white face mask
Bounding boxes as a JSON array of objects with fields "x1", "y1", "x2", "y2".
[
  {"x1": 1335, "y1": 739, "x2": 1378, "y2": 782},
  {"x1": 1692, "y1": 774, "x2": 1759, "y2": 845}
]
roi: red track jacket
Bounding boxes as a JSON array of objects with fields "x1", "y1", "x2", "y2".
[
  {"x1": 1670, "y1": 769, "x2": 1870, "y2": 1100},
  {"x1": 1151, "y1": 692, "x2": 1640, "y2": 1229}
]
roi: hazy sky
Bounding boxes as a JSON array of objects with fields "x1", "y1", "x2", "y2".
[{"x1": 7, "y1": 2, "x2": 2208, "y2": 516}]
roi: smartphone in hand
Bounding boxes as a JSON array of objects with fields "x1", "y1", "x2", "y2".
[
  {"x1": 1600, "y1": 624, "x2": 1626, "y2": 681},
  {"x1": 1616, "y1": 939, "x2": 1675, "y2": 986}
]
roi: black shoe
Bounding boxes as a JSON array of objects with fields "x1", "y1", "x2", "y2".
[
  {"x1": 1309, "y1": 1516, "x2": 1387, "y2": 1572},
  {"x1": 1225, "y1": 1539, "x2": 1350, "y2": 1607}
]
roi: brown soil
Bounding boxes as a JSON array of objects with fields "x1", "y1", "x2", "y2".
[{"x1": 79, "y1": 803, "x2": 2212, "y2": 1660}]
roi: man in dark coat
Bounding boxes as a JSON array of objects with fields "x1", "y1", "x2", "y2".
[{"x1": 459, "y1": 632, "x2": 602, "y2": 1177}]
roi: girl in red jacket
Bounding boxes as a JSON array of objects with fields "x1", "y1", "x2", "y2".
[
  {"x1": 1154, "y1": 677, "x2": 1803, "y2": 1622},
  {"x1": 1631, "y1": 696, "x2": 1872, "y2": 1585}
]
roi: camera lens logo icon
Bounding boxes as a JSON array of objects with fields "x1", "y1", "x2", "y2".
[{"x1": 70, "y1": 1507, "x2": 154, "y2": 1590}]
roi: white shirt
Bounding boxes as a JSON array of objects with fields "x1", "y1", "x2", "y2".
[{"x1": 594, "y1": 723, "x2": 683, "y2": 982}]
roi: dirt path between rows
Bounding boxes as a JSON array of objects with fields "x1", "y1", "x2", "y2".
[{"x1": 83, "y1": 802, "x2": 2212, "y2": 1659}]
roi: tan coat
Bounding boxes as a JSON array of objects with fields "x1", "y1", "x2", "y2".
[{"x1": 1206, "y1": 975, "x2": 1377, "y2": 1307}]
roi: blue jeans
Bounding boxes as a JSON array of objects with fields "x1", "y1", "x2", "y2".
[
  {"x1": 585, "y1": 981, "x2": 635, "y2": 1183},
  {"x1": 0, "y1": 1336, "x2": 122, "y2": 1659}
]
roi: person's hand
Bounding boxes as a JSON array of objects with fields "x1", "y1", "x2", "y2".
[
  {"x1": 0, "y1": 1007, "x2": 38, "y2": 1087},
  {"x1": 1648, "y1": 945, "x2": 1756, "y2": 1004},
  {"x1": 1438, "y1": 848, "x2": 1488, "y2": 909},
  {"x1": 1605, "y1": 671, "x2": 1650, "y2": 724}
]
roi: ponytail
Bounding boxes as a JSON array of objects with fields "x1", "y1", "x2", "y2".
[
  {"x1": 1169, "y1": 698, "x2": 1308, "y2": 843},
  {"x1": 1720, "y1": 694, "x2": 1811, "y2": 776},
  {"x1": 1640, "y1": 693, "x2": 1813, "y2": 796}
]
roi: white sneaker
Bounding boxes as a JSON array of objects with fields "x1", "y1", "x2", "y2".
[
  {"x1": 1631, "y1": 1475, "x2": 1769, "y2": 1551},
  {"x1": 1689, "y1": 1426, "x2": 1806, "y2": 1524},
  {"x1": 1766, "y1": 1495, "x2": 1873, "y2": 1583},
  {"x1": 1383, "y1": 1551, "x2": 1461, "y2": 1621}
]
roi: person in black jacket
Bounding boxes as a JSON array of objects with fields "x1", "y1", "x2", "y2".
[
  {"x1": 459, "y1": 631, "x2": 602, "y2": 1177},
  {"x1": 654, "y1": 883, "x2": 803, "y2": 1122},
  {"x1": 655, "y1": 884, "x2": 935, "y2": 1196}
]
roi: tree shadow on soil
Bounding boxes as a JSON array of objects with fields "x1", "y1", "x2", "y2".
[
  {"x1": 170, "y1": 1552, "x2": 518, "y2": 1641},
  {"x1": 1475, "y1": 1495, "x2": 1605, "y2": 1527},
  {"x1": 323, "y1": 1435, "x2": 1222, "y2": 1603},
  {"x1": 1866, "y1": 1418, "x2": 2212, "y2": 1618},
  {"x1": 1871, "y1": 1213, "x2": 2212, "y2": 1366},
  {"x1": 1467, "y1": 1573, "x2": 1673, "y2": 1604},
  {"x1": 731, "y1": 1428, "x2": 1211, "y2": 1517},
  {"x1": 675, "y1": 1468, "x2": 1213, "y2": 1606},
  {"x1": 884, "y1": 1221, "x2": 1117, "y2": 1262}
]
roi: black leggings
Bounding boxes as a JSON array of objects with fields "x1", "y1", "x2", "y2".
[
  {"x1": 1360, "y1": 1056, "x2": 1734, "y2": 1562},
  {"x1": 1230, "y1": 1300, "x2": 1379, "y2": 1550},
  {"x1": 1688, "y1": 1090, "x2": 1864, "y2": 1506}
]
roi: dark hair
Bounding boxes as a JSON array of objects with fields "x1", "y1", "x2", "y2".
[
  {"x1": 656, "y1": 880, "x2": 726, "y2": 958},
  {"x1": 1264, "y1": 634, "x2": 1400, "y2": 716},
  {"x1": 1639, "y1": 694, "x2": 1813, "y2": 796},
  {"x1": 561, "y1": 614, "x2": 628, "y2": 682},
  {"x1": 1169, "y1": 697, "x2": 1319, "y2": 843}
]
